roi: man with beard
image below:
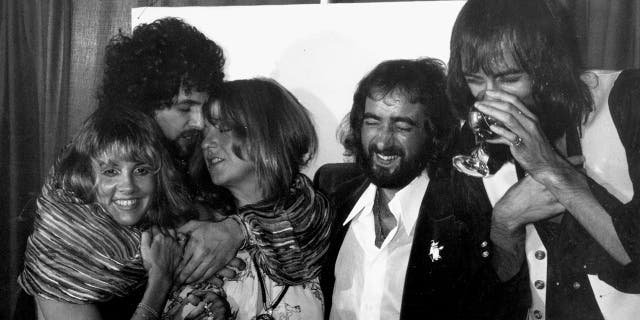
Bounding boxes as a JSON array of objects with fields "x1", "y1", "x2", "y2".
[
  {"x1": 314, "y1": 58, "x2": 501, "y2": 320},
  {"x1": 447, "y1": 0, "x2": 640, "y2": 319}
]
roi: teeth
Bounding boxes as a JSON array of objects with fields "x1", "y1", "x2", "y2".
[
  {"x1": 376, "y1": 153, "x2": 399, "y2": 161},
  {"x1": 208, "y1": 157, "x2": 223, "y2": 165},
  {"x1": 114, "y1": 199, "x2": 137, "y2": 208}
]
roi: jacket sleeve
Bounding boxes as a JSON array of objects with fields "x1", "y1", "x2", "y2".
[{"x1": 588, "y1": 69, "x2": 640, "y2": 290}]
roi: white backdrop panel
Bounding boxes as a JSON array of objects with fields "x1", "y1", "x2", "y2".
[{"x1": 133, "y1": 1, "x2": 465, "y2": 176}]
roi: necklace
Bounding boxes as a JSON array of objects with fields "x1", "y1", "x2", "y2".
[{"x1": 253, "y1": 255, "x2": 289, "y2": 320}]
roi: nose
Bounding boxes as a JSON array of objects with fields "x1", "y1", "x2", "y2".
[
  {"x1": 189, "y1": 105, "x2": 204, "y2": 130},
  {"x1": 201, "y1": 124, "x2": 219, "y2": 150},
  {"x1": 118, "y1": 173, "x2": 138, "y2": 194},
  {"x1": 373, "y1": 124, "x2": 393, "y2": 150}
]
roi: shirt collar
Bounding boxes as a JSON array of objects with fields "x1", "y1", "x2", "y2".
[{"x1": 343, "y1": 170, "x2": 430, "y2": 236}]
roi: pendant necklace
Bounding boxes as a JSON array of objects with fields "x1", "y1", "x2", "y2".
[{"x1": 254, "y1": 255, "x2": 289, "y2": 320}]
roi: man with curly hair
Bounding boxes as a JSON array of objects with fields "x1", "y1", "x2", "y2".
[
  {"x1": 99, "y1": 17, "x2": 225, "y2": 162},
  {"x1": 98, "y1": 18, "x2": 330, "y2": 297}
]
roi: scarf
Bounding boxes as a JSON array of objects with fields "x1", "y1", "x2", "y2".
[
  {"x1": 239, "y1": 174, "x2": 332, "y2": 284},
  {"x1": 18, "y1": 173, "x2": 146, "y2": 303}
]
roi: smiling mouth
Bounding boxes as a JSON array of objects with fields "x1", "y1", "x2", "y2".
[
  {"x1": 373, "y1": 152, "x2": 401, "y2": 166},
  {"x1": 114, "y1": 199, "x2": 139, "y2": 210}
]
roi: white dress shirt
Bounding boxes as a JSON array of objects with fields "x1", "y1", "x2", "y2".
[{"x1": 330, "y1": 171, "x2": 430, "y2": 320}]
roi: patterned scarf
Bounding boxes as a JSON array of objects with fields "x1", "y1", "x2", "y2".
[
  {"x1": 239, "y1": 174, "x2": 332, "y2": 283},
  {"x1": 18, "y1": 174, "x2": 146, "y2": 303}
]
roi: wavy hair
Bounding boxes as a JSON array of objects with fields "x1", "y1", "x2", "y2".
[
  {"x1": 202, "y1": 78, "x2": 318, "y2": 200},
  {"x1": 447, "y1": 0, "x2": 593, "y2": 135},
  {"x1": 55, "y1": 107, "x2": 192, "y2": 227},
  {"x1": 98, "y1": 17, "x2": 225, "y2": 115},
  {"x1": 340, "y1": 58, "x2": 457, "y2": 179}
]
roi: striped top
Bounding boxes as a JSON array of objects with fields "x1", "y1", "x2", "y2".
[
  {"x1": 18, "y1": 174, "x2": 146, "y2": 303},
  {"x1": 240, "y1": 174, "x2": 333, "y2": 286}
]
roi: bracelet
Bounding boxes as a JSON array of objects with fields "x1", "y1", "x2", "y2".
[
  {"x1": 135, "y1": 302, "x2": 159, "y2": 320},
  {"x1": 228, "y1": 214, "x2": 252, "y2": 250}
]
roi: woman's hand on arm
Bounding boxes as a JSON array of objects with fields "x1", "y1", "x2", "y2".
[
  {"x1": 136, "y1": 226, "x2": 184, "y2": 319},
  {"x1": 175, "y1": 218, "x2": 245, "y2": 285}
]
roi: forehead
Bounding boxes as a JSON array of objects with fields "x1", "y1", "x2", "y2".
[
  {"x1": 462, "y1": 44, "x2": 522, "y2": 75},
  {"x1": 175, "y1": 84, "x2": 208, "y2": 105},
  {"x1": 364, "y1": 91, "x2": 425, "y2": 120}
]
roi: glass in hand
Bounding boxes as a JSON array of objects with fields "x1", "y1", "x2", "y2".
[{"x1": 452, "y1": 103, "x2": 500, "y2": 177}]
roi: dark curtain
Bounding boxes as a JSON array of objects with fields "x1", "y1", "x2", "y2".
[
  {"x1": 1, "y1": 0, "x2": 71, "y2": 319},
  {"x1": 564, "y1": 0, "x2": 640, "y2": 70},
  {"x1": 2, "y1": 0, "x2": 639, "y2": 319}
]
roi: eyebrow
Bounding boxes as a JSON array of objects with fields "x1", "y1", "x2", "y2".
[
  {"x1": 464, "y1": 67, "x2": 524, "y2": 78},
  {"x1": 363, "y1": 112, "x2": 419, "y2": 127},
  {"x1": 174, "y1": 98, "x2": 203, "y2": 106}
]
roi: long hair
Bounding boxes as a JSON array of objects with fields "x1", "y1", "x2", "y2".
[
  {"x1": 203, "y1": 78, "x2": 318, "y2": 200},
  {"x1": 98, "y1": 17, "x2": 225, "y2": 115},
  {"x1": 55, "y1": 107, "x2": 192, "y2": 227},
  {"x1": 447, "y1": 0, "x2": 592, "y2": 135},
  {"x1": 340, "y1": 58, "x2": 457, "y2": 179}
]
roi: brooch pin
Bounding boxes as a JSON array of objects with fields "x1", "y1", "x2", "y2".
[{"x1": 429, "y1": 240, "x2": 444, "y2": 262}]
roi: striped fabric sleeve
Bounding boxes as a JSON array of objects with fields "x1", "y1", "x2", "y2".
[
  {"x1": 18, "y1": 174, "x2": 147, "y2": 303},
  {"x1": 238, "y1": 174, "x2": 334, "y2": 286}
]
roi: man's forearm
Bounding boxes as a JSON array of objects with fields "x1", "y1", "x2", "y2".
[
  {"x1": 490, "y1": 219, "x2": 526, "y2": 282},
  {"x1": 541, "y1": 168, "x2": 632, "y2": 265}
]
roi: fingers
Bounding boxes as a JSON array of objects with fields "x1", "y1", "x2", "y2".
[
  {"x1": 216, "y1": 267, "x2": 236, "y2": 280},
  {"x1": 178, "y1": 220, "x2": 201, "y2": 234},
  {"x1": 227, "y1": 257, "x2": 247, "y2": 271},
  {"x1": 485, "y1": 90, "x2": 537, "y2": 120},
  {"x1": 186, "y1": 258, "x2": 216, "y2": 284},
  {"x1": 141, "y1": 230, "x2": 151, "y2": 249}
]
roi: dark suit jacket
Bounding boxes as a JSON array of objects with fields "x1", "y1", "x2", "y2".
[{"x1": 314, "y1": 163, "x2": 506, "y2": 320}]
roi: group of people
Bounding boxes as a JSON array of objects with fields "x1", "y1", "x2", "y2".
[{"x1": 16, "y1": 0, "x2": 639, "y2": 319}]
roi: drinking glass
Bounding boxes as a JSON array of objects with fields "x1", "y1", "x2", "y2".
[{"x1": 452, "y1": 95, "x2": 500, "y2": 177}]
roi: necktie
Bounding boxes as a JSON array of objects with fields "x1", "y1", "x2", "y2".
[{"x1": 373, "y1": 188, "x2": 397, "y2": 248}]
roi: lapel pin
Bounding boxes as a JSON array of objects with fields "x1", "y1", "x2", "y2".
[{"x1": 429, "y1": 240, "x2": 444, "y2": 262}]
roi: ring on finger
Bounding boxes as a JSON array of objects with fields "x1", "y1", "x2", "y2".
[
  {"x1": 204, "y1": 303, "x2": 215, "y2": 319},
  {"x1": 512, "y1": 135, "x2": 524, "y2": 147}
]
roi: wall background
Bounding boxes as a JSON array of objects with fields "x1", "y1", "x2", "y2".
[{"x1": 133, "y1": 2, "x2": 465, "y2": 176}]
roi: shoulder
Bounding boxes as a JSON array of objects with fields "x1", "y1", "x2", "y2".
[{"x1": 313, "y1": 163, "x2": 366, "y2": 195}]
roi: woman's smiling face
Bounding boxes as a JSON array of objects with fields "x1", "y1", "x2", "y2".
[{"x1": 92, "y1": 158, "x2": 155, "y2": 226}]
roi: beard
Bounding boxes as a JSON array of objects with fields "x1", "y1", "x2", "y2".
[
  {"x1": 171, "y1": 129, "x2": 203, "y2": 160},
  {"x1": 358, "y1": 143, "x2": 428, "y2": 189}
]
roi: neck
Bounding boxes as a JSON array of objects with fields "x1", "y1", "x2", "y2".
[
  {"x1": 377, "y1": 187, "x2": 398, "y2": 204},
  {"x1": 228, "y1": 183, "x2": 265, "y2": 207}
]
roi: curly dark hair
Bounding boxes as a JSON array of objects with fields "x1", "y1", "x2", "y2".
[
  {"x1": 340, "y1": 58, "x2": 457, "y2": 180},
  {"x1": 98, "y1": 17, "x2": 225, "y2": 115}
]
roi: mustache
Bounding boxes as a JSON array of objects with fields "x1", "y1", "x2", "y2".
[
  {"x1": 367, "y1": 144, "x2": 405, "y2": 158},
  {"x1": 178, "y1": 129, "x2": 202, "y2": 141}
]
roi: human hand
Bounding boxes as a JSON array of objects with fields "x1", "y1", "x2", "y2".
[
  {"x1": 141, "y1": 226, "x2": 184, "y2": 282},
  {"x1": 492, "y1": 175, "x2": 566, "y2": 232},
  {"x1": 474, "y1": 90, "x2": 570, "y2": 179},
  {"x1": 176, "y1": 218, "x2": 244, "y2": 285},
  {"x1": 183, "y1": 290, "x2": 230, "y2": 320}
]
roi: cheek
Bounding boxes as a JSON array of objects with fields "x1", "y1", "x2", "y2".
[
  {"x1": 94, "y1": 179, "x2": 115, "y2": 206},
  {"x1": 138, "y1": 177, "x2": 156, "y2": 198},
  {"x1": 467, "y1": 83, "x2": 484, "y2": 98}
]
